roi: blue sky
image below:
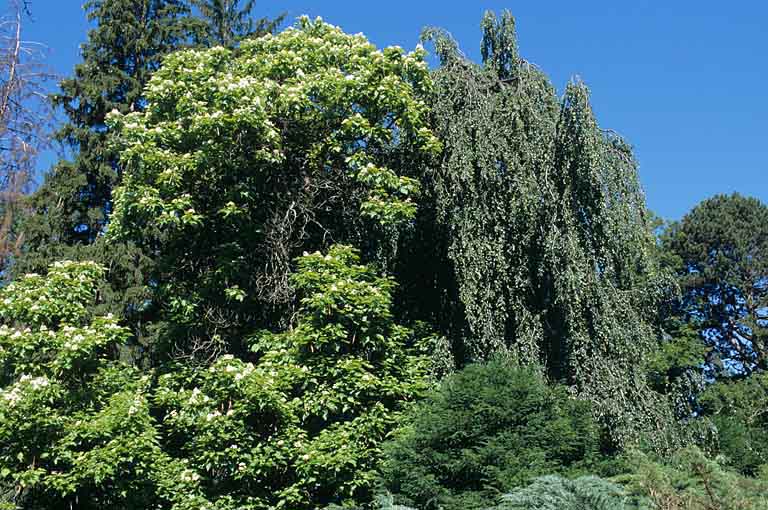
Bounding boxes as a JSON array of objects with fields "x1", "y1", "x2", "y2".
[{"x1": 21, "y1": 1, "x2": 767, "y2": 220}]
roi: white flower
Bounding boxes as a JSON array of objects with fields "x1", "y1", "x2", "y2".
[
  {"x1": 29, "y1": 376, "x2": 49, "y2": 390},
  {"x1": 180, "y1": 469, "x2": 201, "y2": 482}
]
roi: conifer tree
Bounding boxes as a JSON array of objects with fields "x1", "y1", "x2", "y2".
[
  {"x1": 191, "y1": 0, "x2": 284, "y2": 47},
  {"x1": 662, "y1": 193, "x2": 768, "y2": 376}
]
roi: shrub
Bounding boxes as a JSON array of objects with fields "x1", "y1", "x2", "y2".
[
  {"x1": 497, "y1": 475, "x2": 637, "y2": 510},
  {"x1": 380, "y1": 359, "x2": 604, "y2": 510},
  {"x1": 618, "y1": 447, "x2": 768, "y2": 510}
]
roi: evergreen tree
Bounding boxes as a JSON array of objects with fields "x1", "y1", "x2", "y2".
[
  {"x1": 381, "y1": 360, "x2": 604, "y2": 510},
  {"x1": 419, "y1": 11, "x2": 677, "y2": 449},
  {"x1": 13, "y1": 0, "x2": 199, "y2": 352},
  {"x1": 699, "y1": 373, "x2": 768, "y2": 475},
  {"x1": 191, "y1": 0, "x2": 284, "y2": 47},
  {"x1": 662, "y1": 193, "x2": 768, "y2": 376},
  {"x1": 619, "y1": 447, "x2": 768, "y2": 510}
]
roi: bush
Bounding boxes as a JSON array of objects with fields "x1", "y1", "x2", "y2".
[
  {"x1": 380, "y1": 359, "x2": 605, "y2": 510},
  {"x1": 497, "y1": 475, "x2": 637, "y2": 510},
  {"x1": 618, "y1": 446, "x2": 768, "y2": 510},
  {"x1": 0, "y1": 248, "x2": 431, "y2": 510}
]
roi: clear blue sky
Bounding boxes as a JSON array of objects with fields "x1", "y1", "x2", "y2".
[{"x1": 22, "y1": 0, "x2": 767, "y2": 220}]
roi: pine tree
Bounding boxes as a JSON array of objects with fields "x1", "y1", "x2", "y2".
[
  {"x1": 662, "y1": 193, "x2": 768, "y2": 375},
  {"x1": 191, "y1": 0, "x2": 284, "y2": 47},
  {"x1": 13, "y1": 0, "x2": 198, "y2": 353}
]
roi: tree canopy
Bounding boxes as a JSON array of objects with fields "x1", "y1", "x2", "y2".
[
  {"x1": 420, "y1": 11, "x2": 675, "y2": 449},
  {"x1": 662, "y1": 193, "x2": 768, "y2": 375},
  {"x1": 191, "y1": 0, "x2": 284, "y2": 47},
  {"x1": 2, "y1": 6, "x2": 766, "y2": 510},
  {"x1": 381, "y1": 360, "x2": 603, "y2": 510},
  {"x1": 106, "y1": 16, "x2": 440, "y2": 358}
]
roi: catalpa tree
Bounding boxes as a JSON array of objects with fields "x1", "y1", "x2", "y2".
[{"x1": 107, "y1": 16, "x2": 441, "y2": 358}]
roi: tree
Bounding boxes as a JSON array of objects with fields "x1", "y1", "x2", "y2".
[
  {"x1": 13, "y1": 0, "x2": 200, "y2": 355},
  {"x1": 0, "y1": 247, "x2": 430, "y2": 509},
  {"x1": 698, "y1": 373, "x2": 768, "y2": 475},
  {"x1": 154, "y1": 245, "x2": 430, "y2": 509},
  {"x1": 106, "y1": 17, "x2": 440, "y2": 359},
  {"x1": 0, "y1": 0, "x2": 52, "y2": 272},
  {"x1": 0, "y1": 262, "x2": 156, "y2": 509},
  {"x1": 191, "y1": 0, "x2": 284, "y2": 47},
  {"x1": 380, "y1": 359, "x2": 604, "y2": 510},
  {"x1": 662, "y1": 193, "x2": 768, "y2": 376},
  {"x1": 419, "y1": 11, "x2": 676, "y2": 449}
]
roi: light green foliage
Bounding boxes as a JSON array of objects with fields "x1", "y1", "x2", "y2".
[
  {"x1": 251, "y1": 245, "x2": 431, "y2": 507},
  {"x1": 618, "y1": 447, "x2": 768, "y2": 510},
  {"x1": 151, "y1": 355, "x2": 297, "y2": 509},
  {"x1": 150, "y1": 245, "x2": 429, "y2": 509},
  {"x1": 497, "y1": 475, "x2": 637, "y2": 510},
  {"x1": 1, "y1": 247, "x2": 430, "y2": 509},
  {"x1": 421, "y1": 10, "x2": 677, "y2": 449},
  {"x1": 107, "y1": 16, "x2": 440, "y2": 356},
  {"x1": 14, "y1": 0, "x2": 201, "y2": 361},
  {"x1": 381, "y1": 360, "x2": 604, "y2": 510},
  {"x1": 0, "y1": 262, "x2": 158, "y2": 509}
]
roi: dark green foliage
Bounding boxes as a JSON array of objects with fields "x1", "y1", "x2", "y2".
[
  {"x1": 497, "y1": 475, "x2": 636, "y2": 510},
  {"x1": 191, "y1": 0, "x2": 285, "y2": 47},
  {"x1": 662, "y1": 193, "x2": 768, "y2": 375},
  {"x1": 25, "y1": 0, "x2": 197, "y2": 248},
  {"x1": 380, "y1": 360, "x2": 603, "y2": 510},
  {"x1": 420, "y1": 10, "x2": 677, "y2": 448},
  {"x1": 325, "y1": 493, "x2": 417, "y2": 510},
  {"x1": 698, "y1": 373, "x2": 768, "y2": 475},
  {"x1": 644, "y1": 322, "x2": 709, "y2": 420}
]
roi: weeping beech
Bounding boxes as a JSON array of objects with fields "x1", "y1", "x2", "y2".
[{"x1": 423, "y1": 11, "x2": 679, "y2": 448}]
